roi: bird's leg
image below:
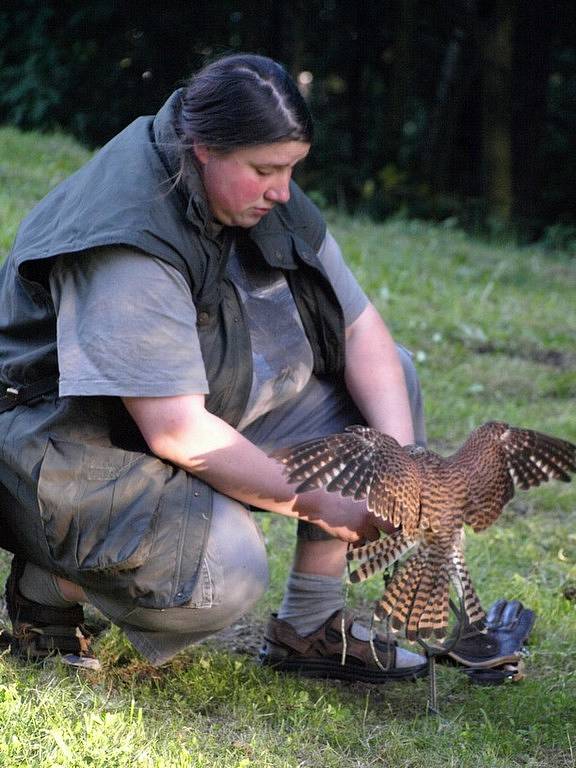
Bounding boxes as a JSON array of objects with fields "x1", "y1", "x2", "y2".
[
  {"x1": 448, "y1": 567, "x2": 483, "y2": 641},
  {"x1": 417, "y1": 573, "x2": 469, "y2": 716},
  {"x1": 427, "y1": 654, "x2": 440, "y2": 716}
]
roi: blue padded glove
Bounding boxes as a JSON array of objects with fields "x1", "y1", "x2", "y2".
[
  {"x1": 446, "y1": 598, "x2": 536, "y2": 685},
  {"x1": 484, "y1": 599, "x2": 535, "y2": 656}
]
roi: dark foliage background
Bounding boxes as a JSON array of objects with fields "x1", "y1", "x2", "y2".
[{"x1": 1, "y1": 0, "x2": 574, "y2": 241}]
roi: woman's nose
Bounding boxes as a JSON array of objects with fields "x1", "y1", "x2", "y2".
[{"x1": 265, "y1": 176, "x2": 291, "y2": 204}]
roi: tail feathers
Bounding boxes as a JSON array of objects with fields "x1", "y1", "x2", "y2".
[
  {"x1": 374, "y1": 546, "x2": 458, "y2": 641},
  {"x1": 417, "y1": 568, "x2": 451, "y2": 639},
  {"x1": 375, "y1": 552, "x2": 427, "y2": 634},
  {"x1": 385, "y1": 557, "x2": 426, "y2": 632},
  {"x1": 405, "y1": 553, "x2": 441, "y2": 641},
  {"x1": 347, "y1": 533, "x2": 414, "y2": 583}
]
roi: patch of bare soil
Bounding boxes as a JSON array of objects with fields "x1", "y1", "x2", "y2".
[
  {"x1": 203, "y1": 612, "x2": 267, "y2": 656},
  {"x1": 472, "y1": 342, "x2": 576, "y2": 369}
]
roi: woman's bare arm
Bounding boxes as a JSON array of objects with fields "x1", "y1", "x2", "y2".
[
  {"x1": 344, "y1": 302, "x2": 414, "y2": 446},
  {"x1": 122, "y1": 393, "x2": 383, "y2": 543}
]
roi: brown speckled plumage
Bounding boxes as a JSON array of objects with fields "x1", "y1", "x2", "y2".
[{"x1": 276, "y1": 422, "x2": 576, "y2": 641}]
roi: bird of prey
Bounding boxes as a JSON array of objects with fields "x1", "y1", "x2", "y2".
[{"x1": 276, "y1": 422, "x2": 576, "y2": 641}]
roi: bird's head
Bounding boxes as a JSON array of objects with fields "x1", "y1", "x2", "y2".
[{"x1": 404, "y1": 444, "x2": 427, "y2": 457}]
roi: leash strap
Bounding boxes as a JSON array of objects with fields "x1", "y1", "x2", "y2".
[{"x1": 0, "y1": 378, "x2": 59, "y2": 414}]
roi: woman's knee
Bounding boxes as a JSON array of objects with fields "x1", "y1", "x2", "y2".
[
  {"x1": 205, "y1": 493, "x2": 269, "y2": 617},
  {"x1": 183, "y1": 498, "x2": 269, "y2": 632},
  {"x1": 113, "y1": 495, "x2": 269, "y2": 635}
]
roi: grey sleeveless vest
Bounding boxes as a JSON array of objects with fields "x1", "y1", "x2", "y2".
[
  {"x1": 0, "y1": 91, "x2": 346, "y2": 607},
  {"x1": 0, "y1": 90, "x2": 346, "y2": 426}
]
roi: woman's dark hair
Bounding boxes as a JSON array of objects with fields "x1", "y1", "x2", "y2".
[{"x1": 178, "y1": 53, "x2": 313, "y2": 153}]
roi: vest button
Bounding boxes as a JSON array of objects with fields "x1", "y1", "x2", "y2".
[{"x1": 197, "y1": 311, "x2": 210, "y2": 325}]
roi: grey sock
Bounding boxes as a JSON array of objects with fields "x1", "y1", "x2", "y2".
[
  {"x1": 19, "y1": 562, "x2": 77, "y2": 608},
  {"x1": 277, "y1": 571, "x2": 345, "y2": 636}
]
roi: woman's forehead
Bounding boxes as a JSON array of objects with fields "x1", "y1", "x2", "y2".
[{"x1": 232, "y1": 141, "x2": 311, "y2": 166}]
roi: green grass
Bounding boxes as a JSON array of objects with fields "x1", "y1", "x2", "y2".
[{"x1": 1, "y1": 126, "x2": 575, "y2": 767}]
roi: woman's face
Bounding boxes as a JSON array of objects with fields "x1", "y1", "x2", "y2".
[{"x1": 193, "y1": 140, "x2": 311, "y2": 228}]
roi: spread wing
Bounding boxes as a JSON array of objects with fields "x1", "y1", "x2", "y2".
[
  {"x1": 274, "y1": 425, "x2": 422, "y2": 533},
  {"x1": 451, "y1": 421, "x2": 576, "y2": 532}
]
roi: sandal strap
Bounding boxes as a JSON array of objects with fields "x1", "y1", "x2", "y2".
[{"x1": 264, "y1": 611, "x2": 397, "y2": 669}]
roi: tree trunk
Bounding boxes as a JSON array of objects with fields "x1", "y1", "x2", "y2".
[
  {"x1": 478, "y1": 0, "x2": 515, "y2": 221},
  {"x1": 421, "y1": 0, "x2": 479, "y2": 193},
  {"x1": 387, "y1": 0, "x2": 418, "y2": 162},
  {"x1": 346, "y1": 1, "x2": 366, "y2": 165},
  {"x1": 511, "y1": 3, "x2": 555, "y2": 238}
]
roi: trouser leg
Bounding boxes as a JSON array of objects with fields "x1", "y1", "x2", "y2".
[
  {"x1": 85, "y1": 493, "x2": 269, "y2": 666},
  {"x1": 19, "y1": 562, "x2": 77, "y2": 608}
]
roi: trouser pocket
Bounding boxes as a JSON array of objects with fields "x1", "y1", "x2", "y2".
[{"x1": 37, "y1": 438, "x2": 169, "y2": 572}]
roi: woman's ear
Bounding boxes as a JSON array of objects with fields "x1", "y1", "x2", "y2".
[{"x1": 193, "y1": 143, "x2": 210, "y2": 166}]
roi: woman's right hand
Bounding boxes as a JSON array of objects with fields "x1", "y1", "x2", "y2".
[{"x1": 294, "y1": 488, "x2": 394, "y2": 544}]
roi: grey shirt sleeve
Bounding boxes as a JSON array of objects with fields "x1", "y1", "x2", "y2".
[
  {"x1": 49, "y1": 247, "x2": 209, "y2": 397},
  {"x1": 315, "y1": 230, "x2": 369, "y2": 326}
]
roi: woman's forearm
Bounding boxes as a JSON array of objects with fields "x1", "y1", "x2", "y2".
[{"x1": 122, "y1": 394, "x2": 381, "y2": 542}]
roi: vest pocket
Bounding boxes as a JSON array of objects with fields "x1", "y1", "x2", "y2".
[{"x1": 37, "y1": 438, "x2": 170, "y2": 572}]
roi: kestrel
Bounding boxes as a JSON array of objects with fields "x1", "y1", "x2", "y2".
[{"x1": 276, "y1": 422, "x2": 576, "y2": 641}]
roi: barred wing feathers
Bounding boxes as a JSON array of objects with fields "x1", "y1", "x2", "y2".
[
  {"x1": 275, "y1": 426, "x2": 422, "y2": 533},
  {"x1": 453, "y1": 421, "x2": 576, "y2": 532}
]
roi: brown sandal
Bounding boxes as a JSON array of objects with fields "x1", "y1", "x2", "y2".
[
  {"x1": 259, "y1": 610, "x2": 428, "y2": 683},
  {"x1": 4, "y1": 557, "x2": 101, "y2": 670}
]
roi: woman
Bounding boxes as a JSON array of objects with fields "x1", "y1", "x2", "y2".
[{"x1": 0, "y1": 54, "x2": 427, "y2": 679}]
